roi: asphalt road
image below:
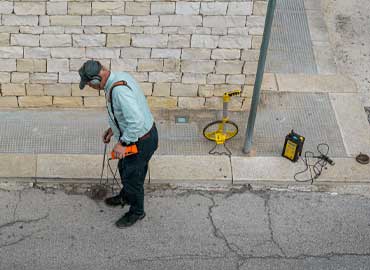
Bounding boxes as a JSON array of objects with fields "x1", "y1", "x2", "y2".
[{"x1": 1, "y1": 185, "x2": 370, "y2": 270}]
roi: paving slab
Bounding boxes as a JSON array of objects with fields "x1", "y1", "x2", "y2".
[
  {"x1": 276, "y1": 74, "x2": 357, "y2": 93},
  {"x1": 232, "y1": 156, "x2": 370, "y2": 183},
  {"x1": 329, "y1": 93, "x2": 370, "y2": 157},
  {"x1": 149, "y1": 155, "x2": 231, "y2": 183},
  {"x1": 0, "y1": 154, "x2": 36, "y2": 178}
]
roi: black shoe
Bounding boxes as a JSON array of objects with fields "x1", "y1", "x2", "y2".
[
  {"x1": 115, "y1": 212, "x2": 146, "y2": 228},
  {"x1": 104, "y1": 194, "x2": 126, "y2": 208}
]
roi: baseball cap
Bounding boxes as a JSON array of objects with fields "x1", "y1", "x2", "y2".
[{"x1": 78, "y1": 60, "x2": 102, "y2": 90}]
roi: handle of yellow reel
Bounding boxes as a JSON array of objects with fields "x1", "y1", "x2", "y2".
[{"x1": 223, "y1": 90, "x2": 241, "y2": 102}]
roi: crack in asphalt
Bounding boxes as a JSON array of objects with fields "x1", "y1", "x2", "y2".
[
  {"x1": 12, "y1": 190, "x2": 22, "y2": 221},
  {"x1": 0, "y1": 214, "x2": 49, "y2": 230},
  {"x1": 0, "y1": 229, "x2": 44, "y2": 249},
  {"x1": 128, "y1": 254, "x2": 227, "y2": 263}
]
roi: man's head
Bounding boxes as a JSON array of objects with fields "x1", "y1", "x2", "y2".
[{"x1": 78, "y1": 60, "x2": 109, "y2": 90}]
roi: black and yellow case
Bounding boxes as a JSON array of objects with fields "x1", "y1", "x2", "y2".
[{"x1": 282, "y1": 130, "x2": 305, "y2": 162}]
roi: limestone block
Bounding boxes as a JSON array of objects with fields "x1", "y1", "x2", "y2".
[
  {"x1": 53, "y1": 97, "x2": 83, "y2": 107},
  {"x1": 111, "y1": 59, "x2": 137, "y2": 72},
  {"x1": 92, "y1": 2, "x2": 125, "y2": 15},
  {"x1": 59, "y1": 72, "x2": 80, "y2": 84},
  {"x1": 0, "y1": 26, "x2": 19, "y2": 33},
  {"x1": 160, "y1": 15, "x2": 202, "y2": 27},
  {"x1": 26, "y1": 84, "x2": 44, "y2": 96},
  {"x1": 50, "y1": 16, "x2": 81, "y2": 26},
  {"x1": 0, "y1": 72, "x2": 10, "y2": 83},
  {"x1": 0, "y1": 60, "x2": 16, "y2": 72},
  {"x1": 24, "y1": 48, "x2": 50, "y2": 59},
  {"x1": 226, "y1": 74, "x2": 246, "y2": 84},
  {"x1": 18, "y1": 96, "x2": 52, "y2": 107},
  {"x1": 198, "y1": 84, "x2": 214, "y2": 97},
  {"x1": 30, "y1": 73, "x2": 58, "y2": 84},
  {"x1": 176, "y1": 2, "x2": 200, "y2": 15},
  {"x1": 84, "y1": 97, "x2": 106, "y2": 107},
  {"x1": 247, "y1": 16, "x2": 265, "y2": 35},
  {"x1": 151, "y1": 49, "x2": 181, "y2": 59},
  {"x1": 130, "y1": 72, "x2": 148, "y2": 82},
  {"x1": 0, "y1": 2, "x2": 13, "y2": 14},
  {"x1": 214, "y1": 84, "x2": 240, "y2": 96},
  {"x1": 153, "y1": 83, "x2": 170, "y2": 96},
  {"x1": 204, "y1": 96, "x2": 222, "y2": 110},
  {"x1": 138, "y1": 82, "x2": 153, "y2": 96},
  {"x1": 182, "y1": 73, "x2": 206, "y2": 84},
  {"x1": 252, "y1": 36, "x2": 262, "y2": 49},
  {"x1": 253, "y1": 1, "x2": 268, "y2": 16},
  {"x1": 0, "y1": 47, "x2": 23, "y2": 58},
  {"x1": 241, "y1": 49, "x2": 260, "y2": 61},
  {"x1": 102, "y1": 26, "x2": 126, "y2": 34},
  {"x1": 14, "y1": 2, "x2": 45, "y2": 15},
  {"x1": 82, "y1": 16, "x2": 110, "y2": 26},
  {"x1": 211, "y1": 49, "x2": 241, "y2": 60},
  {"x1": 47, "y1": 59, "x2": 69, "y2": 73},
  {"x1": 0, "y1": 33, "x2": 10, "y2": 46},
  {"x1": 125, "y1": 26, "x2": 144, "y2": 34},
  {"x1": 169, "y1": 34, "x2": 190, "y2": 48},
  {"x1": 0, "y1": 97, "x2": 18, "y2": 107},
  {"x1": 181, "y1": 48, "x2": 211, "y2": 60},
  {"x1": 228, "y1": 2, "x2": 253, "y2": 15},
  {"x1": 132, "y1": 34, "x2": 168, "y2": 48},
  {"x1": 51, "y1": 48, "x2": 85, "y2": 58},
  {"x1": 178, "y1": 97, "x2": 205, "y2": 109},
  {"x1": 68, "y1": 2, "x2": 91, "y2": 16},
  {"x1": 203, "y1": 16, "x2": 246, "y2": 28},
  {"x1": 86, "y1": 48, "x2": 120, "y2": 59},
  {"x1": 215, "y1": 60, "x2": 244, "y2": 74},
  {"x1": 125, "y1": 2, "x2": 150, "y2": 16},
  {"x1": 1, "y1": 84, "x2": 26, "y2": 96},
  {"x1": 11, "y1": 34, "x2": 39, "y2": 47},
  {"x1": 261, "y1": 73, "x2": 277, "y2": 91},
  {"x1": 151, "y1": 3, "x2": 175, "y2": 15},
  {"x1": 163, "y1": 59, "x2": 181, "y2": 72},
  {"x1": 3, "y1": 15, "x2": 38, "y2": 26},
  {"x1": 107, "y1": 34, "x2": 131, "y2": 47},
  {"x1": 212, "y1": 28, "x2": 227, "y2": 35},
  {"x1": 11, "y1": 72, "x2": 29, "y2": 84},
  {"x1": 133, "y1": 16, "x2": 159, "y2": 26},
  {"x1": 149, "y1": 72, "x2": 181, "y2": 83},
  {"x1": 39, "y1": 15, "x2": 50, "y2": 27},
  {"x1": 147, "y1": 96, "x2": 177, "y2": 109},
  {"x1": 228, "y1": 27, "x2": 249, "y2": 36},
  {"x1": 138, "y1": 59, "x2": 163, "y2": 72},
  {"x1": 72, "y1": 84, "x2": 99, "y2": 97},
  {"x1": 73, "y1": 34, "x2": 106, "y2": 47},
  {"x1": 181, "y1": 60, "x2": 215, "y2": 74},
  {"x1": 111, "y1": 16, "x2": 133, "y2": 26},
  {"x1": 219, "y1": 35, "x2": 252, "y2": 49},
  {"x1": 200, "y1": 2, "x2": 227, "y2": 15},
  {"x1": 207, "y1": 74, "x2": 225, "y2": 84},
  {"x1": 171, "y1": 83, "x2": 198, "y2": 96},
  {"x1": 17, "y1": 59, "x2": 46, "y2": 73},
  {"x1": 20, "y1": 26, "x2": 43, "y2": 34},
  {"x1": 191, "y1": 35, "x2": 219, "y2": 48},
  {"x1": 121, "y1": 48, "x2": 151, "y2": 59},
  {"x1": 44, "y1": 84, "x2": 71, "y2": 96},
  {"x1": 47, "y1": 2, "x2": 67, "y2": 15}
]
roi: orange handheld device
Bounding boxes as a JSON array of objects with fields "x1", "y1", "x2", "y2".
[{"x1": 110, "y1": 144, "x2": 138, "y2": 159}]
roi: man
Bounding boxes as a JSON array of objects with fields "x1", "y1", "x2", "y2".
[{"x1": 78, "y1": 60, "x2": 158, "y2": 228}]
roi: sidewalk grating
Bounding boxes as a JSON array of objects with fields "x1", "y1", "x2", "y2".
[
  {"x1": 0, "y1": 93, "x2": 346, "y2": 157},
  {"x1": 266, "y1": 0, "x2": 318, "y2": 74}
]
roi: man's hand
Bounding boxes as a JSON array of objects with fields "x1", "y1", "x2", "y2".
[
  {"x1": 113, "y1": 142, "x2": 126, "y2": 159},
  {"x1": 102, "y1": 128, "x2": 113, "y2": 144}
]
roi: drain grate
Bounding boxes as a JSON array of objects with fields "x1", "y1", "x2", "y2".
[{"x1": 266, "y1": 0, "x2": 317, "y2": 74}]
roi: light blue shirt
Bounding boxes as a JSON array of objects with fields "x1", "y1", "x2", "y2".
[{"x1": 104, "y1": 72, "x2": 154, "y2": 144}]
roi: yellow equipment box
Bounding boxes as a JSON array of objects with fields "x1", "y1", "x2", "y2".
[{"x1": 282, "y1": 130, "x2": 305, "y2": 162}]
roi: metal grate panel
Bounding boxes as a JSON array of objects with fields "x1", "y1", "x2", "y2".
[{"x1": 266, "y1": 0, "x2": 318, "y2": 74}]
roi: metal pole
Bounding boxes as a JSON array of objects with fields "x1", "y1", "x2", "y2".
[{"x1": 243, "y1": 0, "x2": 277, "y2": 154}]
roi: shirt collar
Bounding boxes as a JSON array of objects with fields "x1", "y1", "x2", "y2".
[{"x1": 104, "y1": 72, "x2": 116, "y2": 93}]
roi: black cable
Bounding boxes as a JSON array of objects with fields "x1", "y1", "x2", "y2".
[{"x1": 294, "y1": 143, "x2": 334, "y2": 184}]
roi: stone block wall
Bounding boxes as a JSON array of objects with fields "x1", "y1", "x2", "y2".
[{"x1": 0, "y1": 0, "x2": 269, "y2": 110}]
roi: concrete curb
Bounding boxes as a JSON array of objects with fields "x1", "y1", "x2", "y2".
[{"x1": 1, "y1": 154, "x2": 370, "y2": 185}]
